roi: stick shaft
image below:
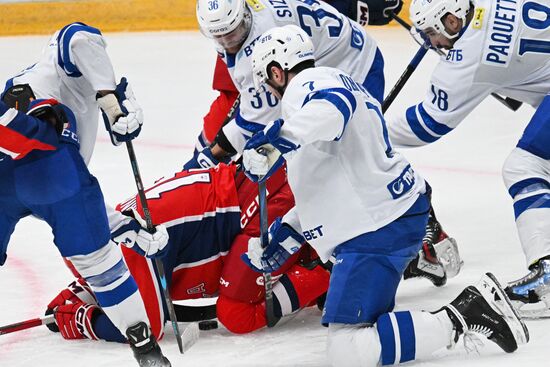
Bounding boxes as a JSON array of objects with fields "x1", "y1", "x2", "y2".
[
  {"x1": 258, "y1": 180, "x2": 277, "y2": 327},
  {"x1": 125, "y1": 141, "x2": 185, "y2": 354},
  {"x1": 0, "y1": 315, "x2": 55, "y2": 336}
]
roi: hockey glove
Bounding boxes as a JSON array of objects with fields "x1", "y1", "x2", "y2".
[
  {"x1": 242, "y1": 217, "x2": 305, "y2": 273},
  {"x1": 97, "y1": 77, "x2": 143, "y2": 146},
  {"x1": 183, "y1": 146, "x2": 231, "y2": 170},
  {"x1": 53, "y1": 302, "x2": 100, "y2": 340},
  {"x1": 354, "y1": 0, "x2": 404, "y2": 26},
  {"x1": 111, "y1": 208, "x2": 169, "y2": 258},
  {"x1": 46, "y1": 279, "x2": 97, "y2": 312},
  {"x1": 242, "y1": 119, "x2": 298, "y2": 183}
]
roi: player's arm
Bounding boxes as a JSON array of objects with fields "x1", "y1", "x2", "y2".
[
  {"x1": 109, "y1": 206, "x2": 169, "y2": 258},
  {"x1": 198, "y1": 55, "x2": 240, "y2": 149},
  {"x1": 55, "y1": 23, "x2": 143, "y2": 146},
  {"x1": 0, "y1": 100, "x2": 60, "y2": 160},
  {"x1": 387, "y1": 60, "x2": 495, "y2": 147},
  {"x1": 184, "y1": 73, "x2": 283, "y2": 169},
  {"x1": 241, "y1": 87, "x2": 354, "y2": 181}
]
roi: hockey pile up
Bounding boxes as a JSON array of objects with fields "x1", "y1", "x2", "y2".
[{"x1": 0, "y1": 0, "x2": 549, "y2": 366}]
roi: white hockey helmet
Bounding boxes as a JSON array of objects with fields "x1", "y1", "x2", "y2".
[
  {"x1": 409, "y1": 0, "x2": 471, "y2": 39},
  {"x1": 196, "y1": 0, "x2": 252, "y2": 51},
  {"x1": 251, "y1": 25, "x2": 315, "y2": 91}
]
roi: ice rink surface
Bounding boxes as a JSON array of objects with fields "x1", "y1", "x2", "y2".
[{"x1": 0, "y1": 28, "x2": 547, "y2": 366}]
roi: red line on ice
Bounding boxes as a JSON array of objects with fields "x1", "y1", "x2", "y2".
[{"x1": 1, "y1": 256, "x2": 46, "y2": 358}]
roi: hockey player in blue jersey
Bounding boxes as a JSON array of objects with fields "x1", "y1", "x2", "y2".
[
  {"x1": 387, "y1": 0, "x2": 550, "y2": 317},
  {"x1": 241, "y1": 25, "x2": 528, "y2": 366},
  {"x1": 1, "y1": 21, "x2": 173, "y2": 366},
  {"x1": 0, "y1": 97, "x2": 171, "y2": 366}
]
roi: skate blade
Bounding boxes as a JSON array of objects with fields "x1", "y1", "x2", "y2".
[
  {"x1": 477, "y1": 272, "x2": 530, "y2": 345},
  {"x1": 181, "y1": 322, "x2": 200, "y2": 353},
  {"x1": 512, "y1": 301, "x2": 550, "y2": 320}
]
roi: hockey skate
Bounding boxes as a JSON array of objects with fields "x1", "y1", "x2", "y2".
[
  {"x1": 443, "y1": 273, "x2": 529, "y2": 353},
  {"x1": 404, "y1": 211, "x2": 462, "y2": 286},
  {"x1": 127, "y1": 322, "x2": 171, "y2": 367},
  {"x1": 505, "y1": 257, "x2": 550, "y2": 319}
]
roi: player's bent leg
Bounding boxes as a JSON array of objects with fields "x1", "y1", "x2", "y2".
[
  {"x1": 217, "y1": 294, "x2": 267, "y2": 334},
  {"x1": 327, "y1": 324, "x2": 381, "y2": 367},
  {"x1": 68, "y1": 241, "x2": 148, "y2": 334},
  {"x1": 503, "y1": 147, "x2": 550, "y2": 266},
  {"x1": 218, "y1": 263, "x2": 330, "y2": 333},
  {"x1": 375, "y1": 311, "x2": 453, "y2": 365},
  {"x1": 122, "y1": 245, "x2": 165, "y2": 339}
]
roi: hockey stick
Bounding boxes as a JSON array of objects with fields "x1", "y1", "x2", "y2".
[
  {"x1": 389, "y1": 13, "x2": 523, "y2": 111},
  {"x1": 125, "y1": 141, "x2": 194, "y2": 354},
  {"x1": 0, "y1": 315, "x2": 55, "y2": 336},
  {"x1": 383, "y1": 43, "x2": 429, "y2": 113},
  {"x1": 258, "y1": 177, "x2": 278, "y2": 328}
]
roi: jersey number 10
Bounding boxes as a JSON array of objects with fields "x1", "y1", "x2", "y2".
[{"x1": 519, "y1": 1, "x2": 550, "y2": 56}]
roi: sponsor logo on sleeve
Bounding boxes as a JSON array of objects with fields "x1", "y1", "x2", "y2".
[{"x1": 387, "y1": 165, "x2": 416, "y2": 199}]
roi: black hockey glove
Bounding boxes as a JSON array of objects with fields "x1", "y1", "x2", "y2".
[{"x1": 353, "y1": 0, "x2": 404, "y2": 26}]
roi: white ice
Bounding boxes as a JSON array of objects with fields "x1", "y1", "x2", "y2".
[{"x1": 0, "y1": 28, "x2": 547, "y2": 367}]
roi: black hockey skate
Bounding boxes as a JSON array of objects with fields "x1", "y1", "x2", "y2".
[
  {"x1": 444, "y1": 273, "x2": 529, "y2": 353},
  {"x1": 505, "y1": 257, "x2": 550, "y2": 319},
  {"x1": 127, "y1": 322, "x2": 171, "y2": 367}
]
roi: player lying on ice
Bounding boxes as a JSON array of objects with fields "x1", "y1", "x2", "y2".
[
  {"x1": 386, "y1": 0, "x2": 550, "y2": 318},
  {"x1": 241, "y1": 24, "x2": 528, "y2": 366},
  {"x1": 44, "y1": 163, "x2": 331, "y2": 341},
  {"x1": 0, "y1": 98, "x2": 171, "y2": 366}
]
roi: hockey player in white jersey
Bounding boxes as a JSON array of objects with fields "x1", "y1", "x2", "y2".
[
  {"x1": 387, "y1": 0, "x2": 550, "y2": 316},
  {"x1": 241, "y1": 25, "x2": 528, "y2": 366},
  {"x1": 186, "y1": 0, "x2": 384, "y2": 168},
  {"x1": 1, "y1": 23, "x2": 171, "y2": 366}
]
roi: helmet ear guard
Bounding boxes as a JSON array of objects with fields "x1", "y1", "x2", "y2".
[{"x1": 409, "y1": 0, "x2": 471, "y2": 39}]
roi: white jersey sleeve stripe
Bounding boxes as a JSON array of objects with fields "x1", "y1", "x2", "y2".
[
  {"x1": 405, "y1": 103, "x2": 454, "y2": 143},
  {"x1": 57, "y1": 22, "x2": 102, "y2": 77},
  {"x1": 303, "y1": 87, "x2": 357, "y2": 140}
]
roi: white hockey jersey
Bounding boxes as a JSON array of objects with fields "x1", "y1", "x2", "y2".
[
  {"x1": 220, "y1": 0, "x2": 379, "y2": 154},
  {"x1": 279, "y1": 66, "x2": 426, "y2": 261},
  {"x1": 5, "y1": 22, "x2": 117, "y2": 164},
  {"x1": 388, "y1": 0, "x2": 550, "y2": 147}
]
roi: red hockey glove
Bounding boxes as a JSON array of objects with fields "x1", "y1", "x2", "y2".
[
  {"x1": 47, "y1": 278, "x2": 97, "y2": 312},
  {"x1": 54, "y1": 302, "x2": 99, "y2": 340}
]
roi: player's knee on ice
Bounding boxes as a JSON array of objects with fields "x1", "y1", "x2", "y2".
[
  {"x1": 502, "y1": 148, "x2": 550, "y2": 266},
  {"x1": 327, "y1": 324, "x2": 381, "y2": 367}
]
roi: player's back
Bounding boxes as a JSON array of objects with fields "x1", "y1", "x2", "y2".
[
  {"x1": 226, "y1": 0, "x2": 378, "y2": 134},
  {"x1": 281, "y1": 66, "x2": 425, "y2": 261}
]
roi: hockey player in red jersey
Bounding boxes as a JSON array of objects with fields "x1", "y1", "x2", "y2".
[{"x1": 45, "y1": 164, "x2": 330, "y2": 341}]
